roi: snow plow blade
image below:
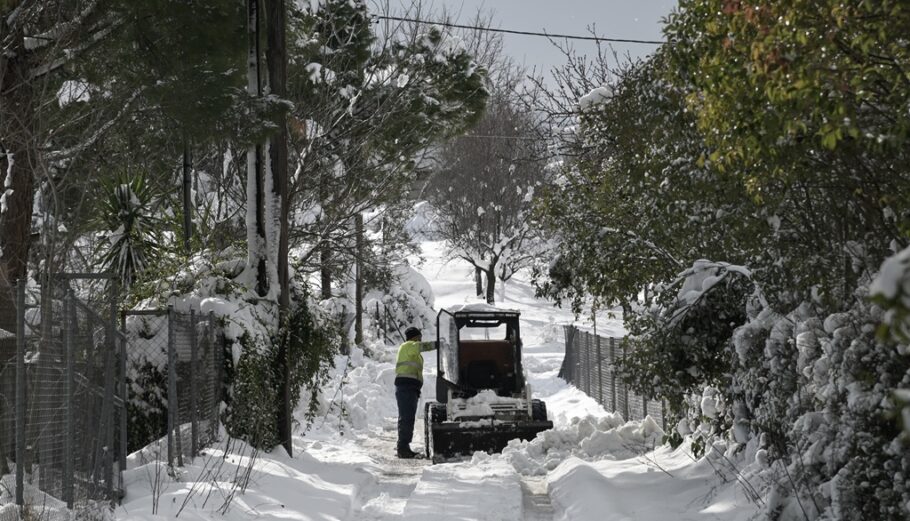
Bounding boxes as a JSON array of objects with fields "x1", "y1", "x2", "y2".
[{"x1": 430, "y1": 420, "x2": 553, "y2": 460}]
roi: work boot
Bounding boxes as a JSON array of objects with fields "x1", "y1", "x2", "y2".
[{"x1": 397, "y1": 447, "x2": 421, "y2": 459}]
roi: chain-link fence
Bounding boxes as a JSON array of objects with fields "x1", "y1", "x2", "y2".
[
  {"x1": 560, "y1": 325, "x2": 668, "y2": 430},
  {"x1": 0, "y1": 276, "x2": 127, "y2": 513},
  {"x1": 122, "y1": 307, "x2": 223, "y2": 467},
  {"x1": 0, "y1": 283, "x2": 18, "y2": 482},
  {"x1": 0, "y1": 279, "x2": 224, "y2": 516}
]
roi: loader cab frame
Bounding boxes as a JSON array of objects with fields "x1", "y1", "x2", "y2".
[{"x1": 435, "y1": 308, "x2": 524, "y2": 402}]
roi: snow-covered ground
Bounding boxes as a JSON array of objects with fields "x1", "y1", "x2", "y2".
[{"x1": 111, "y1": 240, "x2": 761, "y2": 521}]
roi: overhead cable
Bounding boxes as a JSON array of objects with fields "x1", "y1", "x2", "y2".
[{"x1": 372, "y1": 14, "x2": 665, "y2": 45}]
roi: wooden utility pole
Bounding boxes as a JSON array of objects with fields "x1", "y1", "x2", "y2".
[{"x1": 266, "y1": 0, "x2": 292, "y2": 456}]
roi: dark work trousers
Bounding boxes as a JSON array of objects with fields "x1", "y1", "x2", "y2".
[{"x1": 395, "y1": 377, "x2": 422, "y2": 451}]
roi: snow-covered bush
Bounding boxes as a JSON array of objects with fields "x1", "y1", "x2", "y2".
[
  {"x1": 732, "y1": 296, "x2": 910, "y2": 520},
  {"x1": 122, "y1": 314, "x2": 169, "y2": 452},
  {"x1": 363, "y1": 263, "x2": 436, "y2": 342},
  {"x1": 621, "y1": 260, "x2": 752, "y2": 444},
  {"x1": 217, "y1": 285, "x2": 342, "y2": 448},
  {"x1": 618, "y1": 254, "x2": 910, "y2": 518}
]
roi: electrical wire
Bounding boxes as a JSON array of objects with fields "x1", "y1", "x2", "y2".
[
  {"x1": 456, "y1": 134, "x2": 540, "y2": 141},
  {"x1": 371, "y1": 14, "x2": 665, "y2": 45}
]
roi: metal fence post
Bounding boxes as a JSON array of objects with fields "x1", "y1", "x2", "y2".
[
  {"x1": 575, "y1": 332, "x2": 588, "y2": 392},
  {"x1": 571, "y1": 326, "x2": 577, "y2": 383},
  {"x1": 622, "y1": 341, "x2": 630, "y2": 420},
  {"x1": 115, "y1": 283, "x2": 127, "y2": 494},
  {"x1": 585, "y1": 333, "x2": 593, "y2": 396},
  {"x1": 210, "y1": 311, "x2": 222, "y2": 437},
  {"x1": 596, "y1": 336, "x2": 603, "y2": 405},
  {"x1": 167, "y1": 306, "x2": 176, "y2": 467},
  {"x1": 105, "y1": 279, "x2": 117, "y2": 497},
  {"x1": 573, "y1": 329, "x2": 578, "y2": 384},
  {"x1": 562, "y1": 327, "x2": 570, "y2": 381},
  {"x1": 119, "y1": 328, "x2": 127, "y2": 484},
  {"x1": 609, "y1": 338, "x2": 617, "y2": 414},
  {"x1": 15, "y1": 279, "x2": 26, "y2": 506},
  {"x1": 578, "y1": 332, "x2": 585, "y2": 391},
  {"x1": 571, "y1": 327, "x2": 577, "y2": 383},
  {"x1": 190, "y1": 309, "x2": 199, "y2": 457},
  {"x1": 64, "y1": 292, "x2": 75, "y2": 508}
]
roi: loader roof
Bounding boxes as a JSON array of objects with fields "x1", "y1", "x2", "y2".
[{"x1": 443, "y1": 303, "x2": 520, "y2": 317}]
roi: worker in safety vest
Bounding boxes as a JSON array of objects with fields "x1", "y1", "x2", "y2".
[{"x1": 395, "y1": 326, "x2": 437, "y2": 458}]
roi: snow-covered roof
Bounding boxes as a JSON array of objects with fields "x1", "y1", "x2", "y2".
[
  {"x1": 443, "y1": 303, "x2": 520, "y2": 315},
  {"x1": 0, "y1": 327, "x2": 14, "y2": 340}
]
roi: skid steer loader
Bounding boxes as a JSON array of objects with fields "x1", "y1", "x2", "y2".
[{"x1": 424, "y1": 305, "x2": 553, "y2": 461}]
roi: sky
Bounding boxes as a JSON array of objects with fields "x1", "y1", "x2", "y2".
[{"x1": 377, "y1": 0, "x2": 679, "y2": 79}]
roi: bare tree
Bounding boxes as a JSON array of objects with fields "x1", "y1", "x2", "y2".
[{"x1": 428, "y1": 81, "x2": 550, "y2": 303}]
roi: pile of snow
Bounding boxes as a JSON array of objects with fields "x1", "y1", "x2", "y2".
[
  {"x1": 404, "y1": 201, "x2": 441, "y2": 240},
  {"x1": 503, "y1": 414, "x2": 664, "y2": 476},
  {"x1": 452, "y1": 390, "x2": 523, "y2": 418},
  {"x1": 363, "y1": 263, "x2": 437, "y2": 342},
  {"x1": 296, "y1": 344, "x2": 401, "y2": 434}
]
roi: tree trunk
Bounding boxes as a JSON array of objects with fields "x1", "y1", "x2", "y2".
[
  {"x1": 485, "y1": 266, "x2": 496, "y2": 304},
  {"x1": 0, "y1": 51, "x2": 37, "y2": 288},
  {"x1": 246, "y1": 0, "x2": 269, "y2": 297},
  {"x1": 474, "y1": 266, "x2": 483, "y2": 297},
  {"x1": 1, "y1": 36, "x2": 36, "y2": 477},
  {"x1": 266, "y1": 0, "x2": 291, "y2": 456},
  {"x1": 320, "y1": 246, "x2": 332, "y2": 299},
  {"x1": 182, "y1": 136, "x2": 193, "y2": 253},
  {"x1": 354, "y1": 212, "x2": 364, "y2": 347},
  {"x1": 317, "y1": 169, "x2": 332, "y2": 299}
]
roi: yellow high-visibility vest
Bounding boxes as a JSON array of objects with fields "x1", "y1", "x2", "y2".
[{"x1": 395, "y1": 340, "x2": 436, "y2": 381}]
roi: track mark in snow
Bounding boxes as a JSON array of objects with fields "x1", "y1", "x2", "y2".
[
  {"x1": 521, "y1": 476, "x2": 555, "y2": 521},
  {"x1": 350, "y1": 424, "x2": 429, "y2": 520}
]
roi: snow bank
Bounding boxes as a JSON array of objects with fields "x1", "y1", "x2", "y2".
[
  {"x1": 503, "y1": 414, "x2": 664, "y2": 476},
  {"x1": 548, "y1": 441, "x2": 760, "y2": 521},
  {"x1": 118, "y1": 436, "x2": 371, "y2": 521}
]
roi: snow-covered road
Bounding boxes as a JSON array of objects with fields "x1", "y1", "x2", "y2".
[{"x1": 112, "y1": 240, "x2": 761, "y2": 521}]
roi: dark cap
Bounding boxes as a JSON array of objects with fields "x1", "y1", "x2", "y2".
[{"x1": 404, "y1": 326, "x2": 421, "y2": 340}]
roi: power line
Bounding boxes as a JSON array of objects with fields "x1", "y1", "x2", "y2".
[
  {"x1": 372, "y1": 14, "x2": 665, "y2": 45},
  {"x1": 457, "y1": 134, "x2": 539, "y2": 141}
]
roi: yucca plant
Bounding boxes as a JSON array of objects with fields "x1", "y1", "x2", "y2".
[{"x1": 99, "y1": 174, "x2": 161, "y2": 290}]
